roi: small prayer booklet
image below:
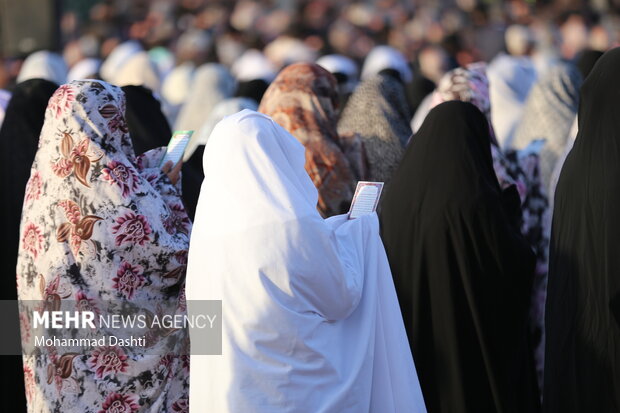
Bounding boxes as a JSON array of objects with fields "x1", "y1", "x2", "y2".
[
  {"x1": 348, "y1": 181, "x2": 384, "y2": 219},
  {"x1": 160, "y1": 130, "x2": 193, "y2": 167}
]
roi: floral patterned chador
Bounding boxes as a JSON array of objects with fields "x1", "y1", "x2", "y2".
[{"x1": 17, "y1": 80, "x2": 190, "y2": 412}]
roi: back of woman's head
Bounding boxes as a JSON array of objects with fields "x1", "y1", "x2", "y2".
[
  {"x1": 391, "y1": 101, "x2": 498, "y2": 209},
  {"x1": 577, "y1": 47, "x2": 620, "y2": 137}
]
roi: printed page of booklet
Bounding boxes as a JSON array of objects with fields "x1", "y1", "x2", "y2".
[{"x1": 348, "y1": 181, "x2": 384, "y2": 219}]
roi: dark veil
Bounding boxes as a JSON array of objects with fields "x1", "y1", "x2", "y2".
[
  {"x1": 122, "y1": 85, "x2": 203, "y2": 219},
  {"x1": 122, "y1": 85, "x2": 171, "y2": 155},
  {"x1": 0, "y1": 78, "x2": 58, "y2": 413},
  {"x1": 544, "y1": 47, "x2": 620, "y2": 412},
  {"x1": 0, "y1": 79, "x2": 58, "y2": 297},
  {"x1": 380, "y1": 101, "x2": 539, "y2": 413}
]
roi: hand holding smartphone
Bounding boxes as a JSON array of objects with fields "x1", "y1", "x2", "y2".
[
  {"x1": 160, "y1": 130, "x2": 193, "y2": 185},
  {"x1": 160, "y1": 130, "x2": 193, "y2": 167}
]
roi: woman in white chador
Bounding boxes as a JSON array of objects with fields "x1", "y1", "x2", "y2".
[{"x1": 186, "y1": 110, "x2": 426, "y2": 413}]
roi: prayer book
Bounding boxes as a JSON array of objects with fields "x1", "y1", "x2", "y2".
[{"x1": 348, "y1": 181, "x2": 384, "y2": 219}]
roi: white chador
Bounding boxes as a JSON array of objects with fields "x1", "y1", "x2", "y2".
[{"x1": 186, "y1": 110, "x2": 427, "y2": 413}]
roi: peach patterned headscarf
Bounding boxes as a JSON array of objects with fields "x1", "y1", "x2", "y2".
[{"x1": 259, "y1": 63, "x2": 365, "y2": 217}]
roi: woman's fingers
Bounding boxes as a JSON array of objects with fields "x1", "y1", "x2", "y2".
[
  {"x1": 172, "y1": 159, "x2": 183, "y2": 175},
  {"x1": 161, "y1": 160, "x2": 173, "y2": 174},
  {"x1": 166, "y1": 160, "x2": 183, "y2": 185}
]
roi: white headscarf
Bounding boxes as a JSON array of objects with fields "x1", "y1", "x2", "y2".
[
  {"x1": 231, "y1": 49, "x2": 277, "y2": 83},
  {"x1": 186, "y1": 109, "x2": 426, "y2": 413},
  {"x1": 108, "y1": 53, "x2": 161, "y2": 93},
  {"x1": 316, "y1": 54, "x2": 359, "y2": 93},
  {"x1": 161, "y1": 62, "x2": 195, "y2": 106},
  {"x1": 183, "y1": 97, "x2": 257, "y2": 161},
  {"x1": 173, "y1": 63, "x2": 236, "y2": 132},
  {"x1": 160, "y1": 62, "x2": 195, "y2": 126},
  {"x1": 264, "y1": 36, "x2": 318, "y2": 68},
  {"x1": 99, "y1": 41, "x2": 142, "y2": 81},
  {"x1": 17, "y1": 51, "x2": 67, "y2": 85},
  {"x1": 66, "y1": 58, "x2": 101, "y2": 82},
  {"x1": 487, "y1": 54, "x2": 538, "y2": 148},
  {"x1": 361, "y1": 45, "x2": 413, "y2": 83}
]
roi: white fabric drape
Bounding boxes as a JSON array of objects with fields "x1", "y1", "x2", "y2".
[
  {"x1": 173, "y1": 63, "x2": 236, "y2": 133},
  {"x1": 184, "y1": 97, "x2": 257, "y2": 161},
  {"x1": 361, "y1": 46, "x2": 413, "y2": 83},
  {"x1": 101, "y1": 41, "x2": 161, "y2": 93},
  {"x1": 17, "y1": 51, "x2": 67, "y2": 85},
  {"x1": 67, "y1": 58, "x2": 101, "y2": 82},
  {"x1": 186, "y1": 109, "x2": 426, "y2": 413},
  {"x1": 99, "y1": 40, "x2": 142, "y2": 81}
]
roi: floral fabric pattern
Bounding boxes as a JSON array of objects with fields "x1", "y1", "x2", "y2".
[
  {"x1": 101, "y1": 161, "x2": 140, "y2": 197},
  {"x1": 48, "y1": 84, "x2": 75, "y2": 118},
  {"x1": 113, "y1": 261, "x2": 145, "y2": 299},
  {"x1": 111, "y1": 211, "x2": 152, "y2": 246},
  {"x1": 50, "y1": 131, "x2": 103, "y2": 187},
  {"x1": 25, "y1": 171, "x2": 43, "y2": 203},
  {"x1": 87, "y1": 346, "x2": 129, "y2": 379},
  {"x1": 99, "y1": 393, "x2": 139, "y2": 413},
  {"x1": 21, "y1": 222, "x2": 43, "y2": 259},
  {"x1": 17, "y1": 80, "x2": 190, "y2": 412},
  {"x1": 56, "y1": 199, "x2": 103, "y2": 256}
]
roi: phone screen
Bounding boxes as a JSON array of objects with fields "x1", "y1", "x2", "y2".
[{"x1": 160, "y1": 130, "x2": 193, "y2": 167}]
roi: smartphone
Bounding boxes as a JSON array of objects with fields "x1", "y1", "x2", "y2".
[{"x1": 160, "y1": 130, "x2": 194, "y2": 167}]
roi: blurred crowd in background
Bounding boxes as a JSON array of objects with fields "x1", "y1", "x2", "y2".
[
  {"x1": 2, "y1": 1, "x2": 620, "y2": 411},
  {"x1": 0, "y1": 0, "x2": 619, "y2": 92}
]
